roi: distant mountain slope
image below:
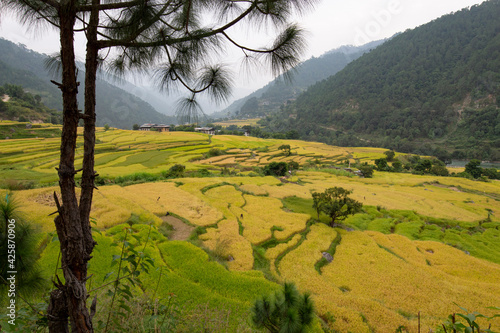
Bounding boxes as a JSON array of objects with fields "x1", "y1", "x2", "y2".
[
  {"x1": 276, "y1": 0, "x2": 500, "y2": 160},
  {"x1": 0, "y1": 83, "x2": 62, "y2": 124},
  {"x1": 211, "y1": 39, "x2": 386, "y2": 119},
  {"x1": 0, "y1": 55, "x2": 61, "y2": 110},
  {"x1": 0, "y1": 38, "x2": 175, "y2": 128}
]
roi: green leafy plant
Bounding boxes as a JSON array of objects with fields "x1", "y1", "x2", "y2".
[
  {"x1": 0, "y1": 299, "x2": 49, "y2": 332},
  {"x1": 94, "y1": 226, "x2": 156, "y2": 332},
  {"x1": 250, "y1": 282, "x2": 315, "y2": 333},
  {"x1": 439, "y1": 304, "x2": 500, "y2": 333}
]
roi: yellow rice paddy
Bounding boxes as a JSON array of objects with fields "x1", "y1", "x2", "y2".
[{"x1": 3, "y1": 126, "x2": 500, "y2": 332}]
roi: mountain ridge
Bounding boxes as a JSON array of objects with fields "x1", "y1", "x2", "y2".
[
  {"x1": 262, "y1": 0, "x2": 500, "y2": 160},
  {"x1": 210, "y1": 38, "x2": 388, "y2": 119},
  {"x1": 0, "y1": 38, "x2": 175, "y2": 128}
]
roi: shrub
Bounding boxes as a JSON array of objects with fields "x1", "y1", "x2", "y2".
[
  {"x1": 374, "y1": 158, "x2": 389, "y2": 171},
  {"x1": 278, "y1": 144, "x2": 291, "y2": 156},
  {"x1": 250, "y1": 282, "x2": 315, "y2": 333},
  {"x1": 465, "y1": 159, "x2": 482, "y2": 179},
  {"x1": 205, "y1": 148, "x2": 224, "y2": 158},
  {"x1": 163, "y1": 164, "x2": 185, "y2": 178},
  {"x1": 392, "y1": 160, "x2": 403, "y2": 172},
  {"x1": 0, "y1": 179, "x2": 35, "y2": 190},
  {"x1": 263, "y1": 162, "x2": 288, "y2": 177},
  {"x1": 430, "y1": 165, "x2": 450, "y2": 177},
  {"x1": 384, "y1": 150, "x2": 396, "y2": 162},
  {"x1": 359, "y1": 165, "x2": 374, "y2": 178},
  {"x1": 115, "y1": 172, "x2": 160, "y2": 184},
  {"x1": 288, "y1": 161, "x2": 300, "y2": 171},
  {"x1": 193, "y1": 168, "x2": 211, "y2": 177}
]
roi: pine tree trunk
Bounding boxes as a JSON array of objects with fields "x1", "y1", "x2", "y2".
[
  {"x1": 47, "y1": 1, "x2": 94, "y2": 331},
  {"x1": 47, "y1": 289, "x2": 69, "y2": 333},
  {"x1": 80, "y1": 0, "x2": 99, "y2": 268}
]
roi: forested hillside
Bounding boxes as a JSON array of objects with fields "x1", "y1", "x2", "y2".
[
  {"x1": 0, "y1": 38, "x2": 175, "y2": 128},
  {"x1": 0, "y1": 83, "x2": 62, "y2": 124},
  {"x1": 211, "y1": 39, "x2": 386, "y2": 119},
  {"x1": 262, "y1": 0, "x2": 500, "y2": 160}
]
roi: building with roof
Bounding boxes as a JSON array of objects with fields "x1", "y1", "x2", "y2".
[
  {"x1": 194, "y1": 127, "x2": 215, "y2": 135},
  {"x1": 139, "y1": 124, "x2": 170, "y2": 132}
]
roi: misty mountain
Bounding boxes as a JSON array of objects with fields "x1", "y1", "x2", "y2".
[
  {"x1": 210, "y1": 39, "x2": 387, "y2": 119},
  {"x1": 0, "y1": 38, "x2": 175, "y2": 128}
]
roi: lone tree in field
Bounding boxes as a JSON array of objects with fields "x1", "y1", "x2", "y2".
[
  {"x1": 279, "y1": 144, "x2": 292, "y2": 156},
  {"x1": 1, "y1": 0, "x2": 319, "y2": 331},
  {"x1": 312, "y1": 187, "x2": 363, "y2": 227}
]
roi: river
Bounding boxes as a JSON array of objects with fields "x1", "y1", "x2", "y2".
[{"x1": 448, "y1": 160, "x2": 500, "y2": 169}]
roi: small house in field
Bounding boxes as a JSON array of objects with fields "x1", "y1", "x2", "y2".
[
  {"x1": 195, "y1": 127, "x2": 215, "y2": 135},
  {"x1": 139, "y1": 124, "x2": 170, "y2": 132},
  {"x1": 153, "y1": 124, "x2": 170, "y2": 132}
]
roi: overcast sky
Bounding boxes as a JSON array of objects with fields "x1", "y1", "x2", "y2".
[{"x1": 0, "y1": 0, "x2": 487, "y2": 99}]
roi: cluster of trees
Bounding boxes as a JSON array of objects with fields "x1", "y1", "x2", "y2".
[
  {"x1": 0, "y1": 84, "x2": 41, "y2": 106},
  {"x1": 463, "y1": 159, "x2": 500, "y2": 180},
  {"x1": 166, "y1": 124, "x2": 196, "y2": 132},
  {"x1": 163, "y1": 122, "x2": 301, "y2": 139},
  {"x1": 279, "y1": 144, "x2": 292, "y2": 156},
  {"x1": 0, "y1": 97, "x2": 5, "y2": 115},
  {"x1": 357, "y1": 152, "x2": 500, "y2": 180},
  {"x1": 208, "y1": 123, "x2": 301, "y2": 140},
  {"x1": 132, "y1": 123, "x2": 213, "y2": 132},
  {"x1": 257, "y1": 112, "x2": 499, "y2": 161},
  {"x1": 372, "y1": 151, "x2": 450, "y2": 177},
  {"x1": 262, "y1": 161, "x2": 299, "y2": 177},
  {"x1": 0, "y1": 84, "x2": 62, "y2": 124},
  {"x1": 215, "y1": 124, "x2": 250, "y2": 136}
]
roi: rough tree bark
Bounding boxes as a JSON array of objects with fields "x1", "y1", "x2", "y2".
[
  {"x1": 80, "y1": 0, "x2": 99, "y2": 262},
  {"x1": 47, "y1": 0, "x2": 95, "y2": 331},
  {"x1": 47, "y1": 288, "x2": 69, "y2": 333}
]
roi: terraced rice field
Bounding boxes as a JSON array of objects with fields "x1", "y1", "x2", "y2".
[
  {"x1": 213, "y1": 118, "x2": 261, "y2": 127},
  {"x1": 1, "y1": 123, "x2": 499, "y2": 332}
]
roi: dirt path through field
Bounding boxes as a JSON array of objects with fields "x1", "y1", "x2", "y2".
[{"x1": 161, "y1": 215, "x2": 194, "y2": 241}]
